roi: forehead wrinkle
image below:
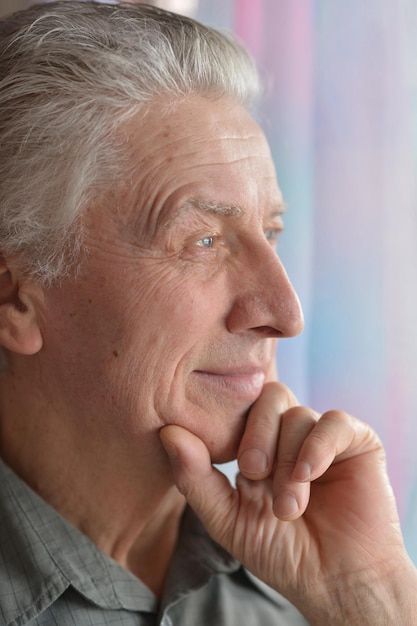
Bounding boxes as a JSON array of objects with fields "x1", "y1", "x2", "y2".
[{"x1": 150, "y1": 129, "x2": 269, "y2": 163}]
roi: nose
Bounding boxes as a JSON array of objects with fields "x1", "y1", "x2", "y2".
[{"x1": 225, "y1": 240, "x2": 304, "y2": 338}]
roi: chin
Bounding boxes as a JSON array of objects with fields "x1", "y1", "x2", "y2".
[
  {"x1": 203, "y1": 415, "x2": 248, "y2": 465},
  {"x1": 163, "y1": 395, "x2": 251, "y2": 463}
]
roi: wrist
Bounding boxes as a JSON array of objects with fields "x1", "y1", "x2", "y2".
[{"x1": 298, "y1": 556, "x2": 417, "y2": 625}]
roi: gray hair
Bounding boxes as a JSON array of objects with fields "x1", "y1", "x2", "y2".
[{"x1": 0, "y1": 1, "x2": 260, "y2": 284}]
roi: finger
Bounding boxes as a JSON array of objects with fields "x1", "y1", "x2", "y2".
[
  {"x1": 272, "y1": 406, "x2": 318, "y2": 520},
  {"x1": 159, "y1": 425, "x2": 238, "y2": 545},
  {"x1": 292, "y1": 410, "x2": 382, "y2": 482},
  {"x1": 238, "y1": 381, "x2": 298, "y2": 480}
]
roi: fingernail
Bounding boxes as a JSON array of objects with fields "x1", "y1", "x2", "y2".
[
  {"x1": 274, "y1": 493, "x2": 299, "y2": 519},
  {"x1": 293, "y1": 461, "x2": 311, "y2": 482},
  {"x1": 238, "y1": 448, "x2": 268, "y2": 475}
]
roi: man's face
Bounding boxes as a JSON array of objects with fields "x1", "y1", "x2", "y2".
[{"x1": 39, "y1": 95, "x2": 303, "y2": 463}]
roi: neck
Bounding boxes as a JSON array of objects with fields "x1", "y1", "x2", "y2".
[{"x1": 0, "y1": 370, "x2": 186, "y2": 597}]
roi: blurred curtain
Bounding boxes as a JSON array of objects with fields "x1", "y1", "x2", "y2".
[
  {"x1": 0, "y1": 0, "x2": 29, "y2": 14},
  {"x1": 195, "y1": 0, "x2": 417, "y2": 561},
  {"x1": 2, "y1": 0, "x2": 416, "y2": 561}
]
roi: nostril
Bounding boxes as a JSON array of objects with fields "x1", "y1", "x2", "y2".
[{"x1": 253, "y1": 325, "x2": 283, "y2": 338}]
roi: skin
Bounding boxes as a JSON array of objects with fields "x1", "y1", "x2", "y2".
[{"x1": 0, "y1": 94, "x2": 416, "y2": 620}]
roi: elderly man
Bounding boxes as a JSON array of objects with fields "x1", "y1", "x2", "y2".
[{"x1": 0, "y1": 2, "x2": 416, "y2": 624}]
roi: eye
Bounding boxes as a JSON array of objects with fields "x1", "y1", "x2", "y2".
[
  {"x1": 264, "y1": 228, "x2": 282, "y2": 247},
  {"x1": 196, "y1": 235, "x2": 216, "y2": 248}
]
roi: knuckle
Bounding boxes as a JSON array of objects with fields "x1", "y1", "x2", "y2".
[
  {"x1": 282, "y1": 405, "x2": 317, "y2": 422},
  {"x1": 275, "y1": 456, "x2": 298, "y2": 476},
  {"x1": 307, "y1": 428, "x2": 336, "y2": 453},
  {"x1": 320, "y1": 408, "x2": 351, "y2": 424}
]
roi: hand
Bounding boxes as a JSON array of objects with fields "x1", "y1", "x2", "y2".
[{"x1": 160, "y1": 382, "x2": 417, "y2": 624}]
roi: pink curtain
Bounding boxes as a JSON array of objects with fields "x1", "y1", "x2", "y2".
[{"x1": 196, "y1": 0, "x2": 417, "y2": 562}]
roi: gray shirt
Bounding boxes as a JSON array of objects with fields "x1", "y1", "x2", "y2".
[{"x1": 0, "y1": 459, "x2": 308, "y2": 625}]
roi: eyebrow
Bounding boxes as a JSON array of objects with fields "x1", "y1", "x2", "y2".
[
  {"x1": 269, "y1": 203, "x2": 288, "y2": 219},
  {"x1": 162, "y1": 197, "x2": 287, "y2": 230}
]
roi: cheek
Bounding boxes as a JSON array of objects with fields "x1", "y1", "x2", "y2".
[
  {"x1": 43, "y1": 261, "x2": 229, "y2": 431},
  {"x1": 101, "y1": 264, "x2": 224, "y2": 393},
  {"x1": 65, "y1": 262, "x2": 197, "y2": 345},
  {"x1": 121, "y1": 265, "x2": 215, "y2": 346}
]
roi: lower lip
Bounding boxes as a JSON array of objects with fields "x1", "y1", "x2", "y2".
[{"x1": 192, "y1": 370, "x2": 266, "y2": 402}]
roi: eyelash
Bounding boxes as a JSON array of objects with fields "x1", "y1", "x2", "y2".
[
  {"x1": 264, "y1": 228, "x2": 282, "y2": 246},
  {"x1": 195, "y1": 228, "x2": 282, "y2": 251}
]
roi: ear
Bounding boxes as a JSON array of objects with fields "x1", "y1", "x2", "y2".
[{"x1": 0, "y1": 256, "x2": 43, "y2": 355}]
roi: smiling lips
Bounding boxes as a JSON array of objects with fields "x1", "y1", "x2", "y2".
[{"x1": 192, "y1": 367, "x2": 267, "y2": 402}]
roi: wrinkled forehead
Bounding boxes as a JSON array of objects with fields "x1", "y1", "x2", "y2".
[
  {"x1": 136, "y1": 96, "x2": 271, "y2": 162},
  {"x1": 110, "y1": 95, "x2": 283, "y2": 223}
]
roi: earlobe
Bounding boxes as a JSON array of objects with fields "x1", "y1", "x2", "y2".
[{"x1": 0, "y1": 260, "x2": 43, "y2": 356}]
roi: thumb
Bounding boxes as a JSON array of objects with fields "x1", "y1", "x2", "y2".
[{"x1": 160, "y1": 425, "x2": 238, "y2": 545}]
